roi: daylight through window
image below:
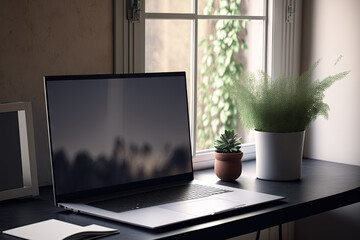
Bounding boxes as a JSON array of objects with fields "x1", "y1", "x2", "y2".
[{"x1": 144, "y1": 0, "x2": 267, "y2": 153}]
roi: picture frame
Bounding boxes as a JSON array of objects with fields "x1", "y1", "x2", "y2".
[{"x1": 0, "y1": 102, "x2": 39, "y2": 201}]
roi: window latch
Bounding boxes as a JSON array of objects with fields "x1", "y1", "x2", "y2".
[
  {"x1": 127, "y1": 0, "x2": 141, "y2": 23},
  {"x1": 286, "y1": 0, "x2": 295, "y2": 23}
]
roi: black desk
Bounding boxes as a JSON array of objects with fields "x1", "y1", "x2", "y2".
[{"x1": 1, "y1": 159, "x2": 359, "y2": 239}]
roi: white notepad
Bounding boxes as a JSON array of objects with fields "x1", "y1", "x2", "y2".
[{"x1": 2, "y1": 219, "x2": 119, "y2": 240}]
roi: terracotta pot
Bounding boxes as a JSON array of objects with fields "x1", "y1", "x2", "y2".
[{"x1": 214, "y1": 151, "x2": 243, "y2": 181}]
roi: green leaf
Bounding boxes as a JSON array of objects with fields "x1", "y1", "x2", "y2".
[
  {"x1": 210, "y1": 106, "x2": 218, "y2": 116},
  {"x1": 220, "y1": 110, "x2": 228, "y2": 124}
]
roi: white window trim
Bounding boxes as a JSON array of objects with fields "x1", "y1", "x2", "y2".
[
  {"x1": 193, "y1": 143, "x2": 256, "y2": 169},
  {"x1": 267, "y1": 0, "x2": 302, "y2": 79},
  {"x1": 114, "y1": 0, "x2": 302, "y2": 170}
]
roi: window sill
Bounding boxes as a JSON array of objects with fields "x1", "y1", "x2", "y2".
[{"x1": 193, "y1": 143, "x2": 255, "y2": 170}]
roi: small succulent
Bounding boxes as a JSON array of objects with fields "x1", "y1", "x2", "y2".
[{"x1": 214, "y1": 130, "x2": 242, "y2": 153}]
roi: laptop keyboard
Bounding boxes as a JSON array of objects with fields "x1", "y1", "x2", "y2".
[{"x1": 89, "y1": 184, "x2": 233, "y2": 213}]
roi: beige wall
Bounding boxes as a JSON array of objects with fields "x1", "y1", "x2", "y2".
[
  {"x1": 302, "y1": 0, "x2": 360, "y2": 166},
  {"x1": 0, "y1": 0, "x2": 113, "y2": 185},
  {"x1": 298, "y1": 1, "x2": 360, "y2": 240}
]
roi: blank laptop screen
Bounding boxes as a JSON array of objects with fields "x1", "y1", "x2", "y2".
[{"x1": 45, "y1": 72, "x2": 193, "y2": 197}]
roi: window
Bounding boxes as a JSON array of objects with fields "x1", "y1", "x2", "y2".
[{"x1": 115, "y1": 0, "x2": 302, "y2": 168}]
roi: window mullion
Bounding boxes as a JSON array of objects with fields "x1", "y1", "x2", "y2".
[
  {"x1": 264, "y1": 0, "x2": 269, "y2": 73},
  {"x1": 145, "y1": 13, "x2": 264, "y2": 21},
  {"x1": 145, "y1": 13, "x2": 196, "y2": 19},
  {"x1": 191, "y1": 0, "x2": 199, "y2": 156},
  {"x1": 198, "y1": 15, "x2": 266, "y2": 20}
]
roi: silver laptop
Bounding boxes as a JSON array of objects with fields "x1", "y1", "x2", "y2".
[{"x1": 44, "y1": 72, "x2": 284, "y2": 229}]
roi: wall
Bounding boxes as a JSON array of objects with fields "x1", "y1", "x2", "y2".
[
  {"x1": 302, "y1": 0, "x2": 360, "y2": 166},
  {"x1": 299, "y1": 0, "x2": 360, "y2": 239},
  {"x1": 0, "y1": 0, "x2": 113, "y2": 186}
]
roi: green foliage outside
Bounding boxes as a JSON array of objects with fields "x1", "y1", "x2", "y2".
[
  {"x1": 229, "y1": 59, "x2": 350, "y2": 132},
  {"x1": 214, "y1": 129, "x2": 242, "y2": 153},
  {"x1": 197, "y1": 0, "x2": 248, "y2": 150}
]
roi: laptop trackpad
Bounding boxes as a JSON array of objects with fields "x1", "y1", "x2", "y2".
[{"x1": 161, "y1": 198, "x2": 245, "y2": 216}]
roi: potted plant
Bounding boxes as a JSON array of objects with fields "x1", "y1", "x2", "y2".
[
  {"x1": 229, "y1": 59, "x2": 350, "y2": 181},
  {"x1": 214, "y1": 129, "x2": 243, "y2": 181}
]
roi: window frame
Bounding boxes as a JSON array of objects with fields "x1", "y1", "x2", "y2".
[{"x1": 114, "y1": 0, "x2": 302, "y2": 169}]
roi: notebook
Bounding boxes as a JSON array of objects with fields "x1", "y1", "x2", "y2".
[
  {"x1": 44, "y1": 72, "x2": 284, "y2": 229},
  {"x1": 2, "y1": 219, "x2": 119, "y2": 240}
]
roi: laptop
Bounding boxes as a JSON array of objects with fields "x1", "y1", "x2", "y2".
[{"x1": 44, "y1": 72, "x2": 284, "y2": 229}]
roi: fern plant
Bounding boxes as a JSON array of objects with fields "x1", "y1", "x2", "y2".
[
  {"x1": 229, "y1": 59, "x2": 350, "y2": 132},
  {"x1": 214, "y1": 129, "x2": 242, "y2": 153}
]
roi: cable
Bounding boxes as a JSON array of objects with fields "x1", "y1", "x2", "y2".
[
  {"x1": 278, "y1": 224, "x2": 282, "y2": 240},
  {"x1": 256, "y1": 230, "x2": 261, "y2": 240}
]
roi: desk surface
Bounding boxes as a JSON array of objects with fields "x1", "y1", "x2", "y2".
[{"x1": 1, "y1": 159, "x2": 359, "y2": 240}]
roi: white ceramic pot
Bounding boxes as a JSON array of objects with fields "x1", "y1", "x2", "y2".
[{"x1": 255, "y1": 130, "x2": 305, "y2": 181}]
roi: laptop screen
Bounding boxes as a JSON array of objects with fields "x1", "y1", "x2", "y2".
[{"x1": 44, "y1": 72, "x2": 193, "y2": 201}]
